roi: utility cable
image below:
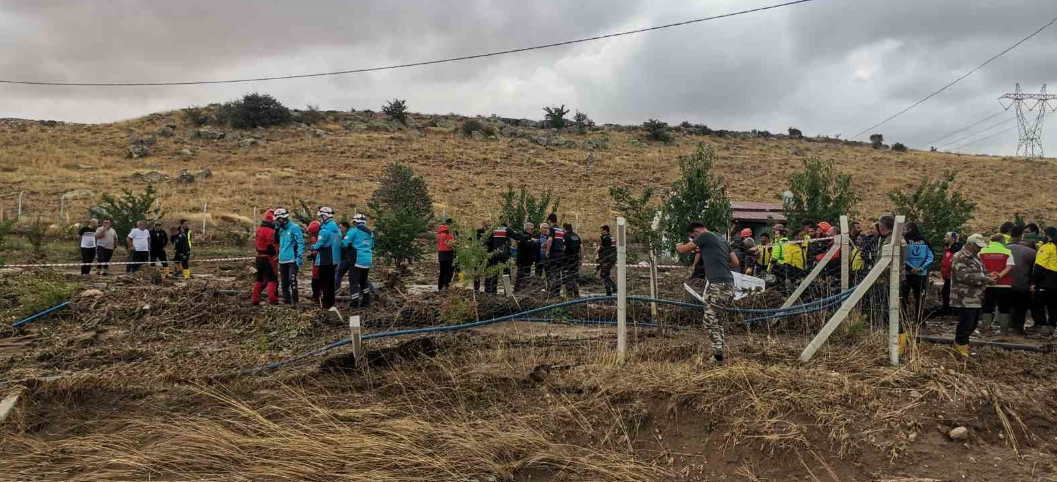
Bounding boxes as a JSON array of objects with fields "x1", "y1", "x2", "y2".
[
  {"x1": 850, "y1": 15, "x2": 1057, "y2": 140},
  {"x1": 949, "y1": 125, "x2": 1017, "y2": 151},
  {"x1": 0, "y1": 0, "x2": 816, "y2": 87},
  {"x1": 921, "y1": 110, "x2": 1006, "y2": 147},
  {"x1": 934, "y1": 115, "x2": 1015, "y2": 150}
]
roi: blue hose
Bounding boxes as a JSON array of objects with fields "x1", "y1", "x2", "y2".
[{"x1": 11, "y1": 301, "x2": 70, "y2": 328}]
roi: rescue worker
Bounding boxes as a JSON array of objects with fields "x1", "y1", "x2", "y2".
[
  {"x1": 1006, "y1": 226, "x2": 1036, "y2": 336},
  {"x1": 172, "y1": 220, "x2": 192, "y2": 279},
  {"x1": 979, "y1": 233, "x2": 1015, "y2": 333},
  {"x1": 344, "y1": 213, "x2": 375, "y2": 309},
  {"x1": 736, "y1": 228, "x2": 757, "y2": 275},
  {"x1": 251, "y1": 209, "x2": 280, "y2": 305},
  {"x1": 484, "y1": 222, "x2": 511, "y2": 294},
  {"x1": 437, "y1": 219, "x2": 455, "y2": 290},
  {"x1": 148, "y1": 221, "x2": 170, "y2": 277},
  {"x1": 307, "y1": 220, "x2": 322, "y2": 301},
  {"x1": 312, "y1": 207, "x2": 341, "y2": 309},
  {"x1": 950, "y1": 234, "x2": 997, "y2": 356},
  {"x1": 1030, "y1": 227, "x2": 1057, "y2": 337},
  {"x1": 335, "y1": 222, "x2": 353, "y2": 295},
  {"x1": 756, "y1": 232, "x2": 772, "y2": 275},
  {"x1": 562, "y1": 223, "x2": 582, "y2": 298},
  {"x1": 676, "y1": 221, "x2": 739, "y2": 364},
  {"x1": 769, "y1": 224, "x2": 789, "y2": 288},
  {"x1": 509, "y1": 222, "x2": 539, "y2": 293},
  {"x1": 597, "y1": 225, "x2": 617, "y2": 296},
  {"x1": 902, "y1": 223, "x2": 934, "y2": 321},
  {"x1": 783, "y1": 229, "x2": 808, "y2": 284},
  {"x1": 543, "y1": 214, "x2": 565, "y2": 298},
  {"x1": 273, "y1": 208, "x2": 304, "y2": 306}
]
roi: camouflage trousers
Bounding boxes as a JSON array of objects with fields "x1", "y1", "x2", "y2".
[{"x1": 703, "y1": 283, "x2": 735, "y2": 355}]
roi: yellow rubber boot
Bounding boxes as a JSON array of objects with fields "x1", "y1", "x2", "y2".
[
  {"x1": 898, "y1": 334, "x2": 908, "y2": 356},
  {"x1": 163, "y1": 267, "x2": 171, "y2": 278},
  {"x1": 953, "y1": 343, "x2": 969, "y2": 357},
  {"x1": 183, "y1": 268, "x2": 191, "y2": 279}
]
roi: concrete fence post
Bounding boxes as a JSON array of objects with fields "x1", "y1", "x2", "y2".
[
  {"x1": 888, "y1": 215, "x2": 905, "y2": 366},
  {"x1": 616, "y1": 217, "x2": 628, "y2": 364}
]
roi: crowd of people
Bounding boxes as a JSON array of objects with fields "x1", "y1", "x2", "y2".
[{"x1": 77, "y1": 218, "x2": 193, "y2": 278}]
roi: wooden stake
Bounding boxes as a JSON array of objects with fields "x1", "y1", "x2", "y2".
[
  {"x1": 800, "y1": 249, "x2": 893, "y2": 362},
  {"x1": 888, "y1": 215, "x2": 905, "y2": 366},
  {"x1": 616, "y1": 217, "x2": 628, "y2": 364},
  {"x1": 840, "y1": 215, "x2": 850, "y2": 292},
  {"x1": 648, "y1": 250, "x2": 659, "y2": 319},
  {"x1": 349, "y1": 315, "x2": 364, "y2": 363}
]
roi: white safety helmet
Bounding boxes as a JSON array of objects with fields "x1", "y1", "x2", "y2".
[
  {"x1": 318, "y1": 206, "x2": 335, "y2": 220},
  {"x1": 273, "y1": 208, "x2": 289, "y2": 220},
  {"x1": 353, "y1": 213, "x2": 367, "y2": 224}
]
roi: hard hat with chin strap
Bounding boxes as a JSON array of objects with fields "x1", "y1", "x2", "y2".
[{"x1": 318, "y1": 206, "x2": 334, "y2": 220}]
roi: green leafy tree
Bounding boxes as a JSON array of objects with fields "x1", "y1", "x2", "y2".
[
  {"x1": 573, "y1": 111, "x2": 594, "y2": 134},
  {"x1": 498, "y1": 185, "x2": 561, "y2": 228},
  {"x1": 543, "y1": 105, "x2": 570, "y2": 129},
  {"x1": 369, "y1": 162, "x2": 434, "y2": 222},
  {"x1": 643, "y1": 119, "x2": 672, "y2": 143},
  {"x1": 450, "y1": 218, "x2": 508, "y2": 318},
  {"x1": 382, "y1": 99, "x2": 409, "y2": 124},
  {"x1": 609, "y1": 186, "x2": 663, "y2": 259},
  {"x1": 228, "y1": 93, "x2": 292, "y2": 128},
  {"x1": 662, "y1": 145, "x2": 731, "y2": 262},
  {"x1": 88, "y1": 185, "x2": 164, "y2": 240},
  {"x1": 888, "y1": 171, "x2": 976, "y2": 256},
  {"x1": 869, "y1": 133, "x2": 884, "y2": 149},
  {"x1": 782, "y1": 157, "x2": 859, "y2": 229},
  {"x1": 892, "y1": 142, "x2": 908, "y2": 152}
]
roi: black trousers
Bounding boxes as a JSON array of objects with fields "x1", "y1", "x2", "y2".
[
  {"x1": 438, "y1": 258, "x2": 455, "y2": 290},
  {"x1": 128, "y1": 251, "x2": 149, "y2": 273},
  {"x1": 174, "y1": 252, "x2": 190, "y2": 270},
  {"x1": 96, "y1": 247, "x2": 114, "y2": 273},
  {"x1": 349, "y1": 266, "x2": 370, "y2": 308},
  {"x1": 982, "y1": 287, "x2": 1012, "y2": 315},
  {"x1": 80, "y1": 247, "x2": 95, "y2": 275},
  {"x1": 600, "y1": 262, "x2": 616, "y2": 296},
  {"x1": 514, "y1": 264, "x2": 533, "y2": 292},
  {"x1": 280, "y1": 263, "x2": 299, "y2": 305},
  {"x1": 255, "y1": 256, "x2": 277, "y2": 282},
  {"x1": 150, "y1": 249, "x2": 168, "y2": 268},
  {"x1": 955, "y1": 307, "x2": 980, "y2": 345},
  {"x1": 563, "y1": 257, "x2": 580, "y2": 297},
  {"x1": 901, "y1": 274, "x2": 928, "y2": 319},
  {"x1": 546, "y1": 258, "x2": 564, "y2": 297},
  {"x1": 317, "y1": 265, "x2": 336, "y2": 309},
  {"x1": 1010, "y1": 290, "x2": 1033, "y2": 330},
  {"x1": 1033, "y1": 288, "x2": 1057, "y2": 327}
]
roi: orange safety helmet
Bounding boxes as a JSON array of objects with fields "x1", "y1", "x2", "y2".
[
  {"x1": 740, "y1": 228, "x2": 753, "y2": 238},
  {"x1": 818, "y1": 221, "x2": 832, "y2": 233}
]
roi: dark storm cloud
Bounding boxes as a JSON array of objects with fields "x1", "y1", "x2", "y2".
[{"x1": 1, "y1": 0, "x2": 1055, "y2": 155}]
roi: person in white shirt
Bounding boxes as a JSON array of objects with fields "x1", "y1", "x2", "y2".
[
  {"x1": 78, "y1": 219, "x2": 98, "y2": 276},
  {"x1": 126, "y1": 220, "x2": 151, "y2": 273},
  {"x1": 94, "y1": 219, "x2": 118, "y2": 276}
]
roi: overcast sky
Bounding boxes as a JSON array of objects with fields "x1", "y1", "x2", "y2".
[{"x1": 2, "y1": 0, "x2": 1056, "y2": 156}]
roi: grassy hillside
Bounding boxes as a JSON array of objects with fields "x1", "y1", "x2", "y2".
[{"x1": 1, "y1": 111, "x2": 1054, "y2": 234}]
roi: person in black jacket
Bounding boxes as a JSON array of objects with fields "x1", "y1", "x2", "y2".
[
  {"x1": 563, "y1": 223, "x2": 582, "y2": 298},
  {"x1": 148, "y1": 221, "x2": 170, "y2": 277},
  {"x1": 543, "y1": 214, "x2": 565, "y2": 298},
  {"x1": 597, "y1": 225, "x2": 617, "y2": 296},
  {"x1": 171, "y1": 221, "x2": 192, "y2": 279},
  {"x1": 509, "y1": 222, "x2": 539, "y2": 293},
  {"x1": 484, "y1": 223, "x2": 512, "y2": 294}
]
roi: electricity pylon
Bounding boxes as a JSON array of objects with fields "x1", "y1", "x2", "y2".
[{"x1": 998, "y1": 83, "x2": 1057, "y2": 158}]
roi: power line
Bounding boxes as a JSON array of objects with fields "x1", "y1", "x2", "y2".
[
  {"x1": 850, "y1": 15, "x2": 1057, "y2": 140},
  {"x1": 942, "y1": 114, "x2": 1014, "y2": 149},
  {"x1": 949, "y1": 125, "x2": 1018, "y2": 151},
  {"x1": 921, "y1": 110, "x2": 1005, "y2": 147},
  {"x1": 0, "y1": 0, "x2": 816, "y2": 87}
]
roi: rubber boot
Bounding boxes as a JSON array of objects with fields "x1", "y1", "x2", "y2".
[
  {"x1": 163, "y1": 267, "x2": 171, "y2": 278},
  {"x1": 266, "y1": 282, "x2": 279, "y2": 305},
  {"x1": 996, "y1": 313, "x2": 1011, "y2": 336},
  {"x1": 183, "y1": 268, "x2": 191, "y2": 279},
  {"x1": 252, "y1": 282, "x2": 263, "y2": 305},
  {"x1": 979, "y1": 313, "x2": 995, "y2": 331},
  {"x1": 953, "y1": 343, "x2": 970, "y2": 358},
  {"x1": 361, "y1": 291, "x2": 370, "y2": 309},
  {"x1": 310, "y1": 279, "x2": 320, "y2": 301},
  {"x1": 898, "y1": 333, "x2": 909, "y2": 356}
]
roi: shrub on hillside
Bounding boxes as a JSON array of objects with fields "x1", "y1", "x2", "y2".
[
  {"x1": 662, "y1": 145, "x2": 731, "y2": 263},
  {"x1": 460, "y1": 119, "x2": 496, "y2": 137},
  {"x1": 499, "y1": 185, "x2": 561, "y2": 229},
  {"x1": 869, "y1": 134, "x2": 884, "y2": 149},
  {"x1": 227, "y1": 93, "x2": 292, "y2": 129},
  {"x1": 892, "y1": 142, "x2": 908, "y2": 152},
  {"x1": 573, "y1": 111, "x2": 594, "y2": 133},
  {"x1": 369, "y1": 162, "x2": 434, "y2": 222},
  {"x1": 382, "y1": 99, "x2": 409, "y2": 124},
  {"x1": 788, "y1": 127, "x2": 803, "y2": 138},
  {"x1": 303, "y1": 104, "x2": 325, "y2": 125},
  {"x1": 643, "y1": 119, "x2": 672, "y2": 143},
  {"x1": 680, "y1": 121, "x2": 693, "y2": 129},
  {"x1": 543, "y1": 105, "x2": 570, "y2": 129},
  {"x1": 181, "y1": 106, "x2": 210, "y2": 127}
]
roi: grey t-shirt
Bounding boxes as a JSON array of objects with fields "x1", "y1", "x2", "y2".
[
  {"x1": 1006, "y1": 242, "x2": 1036, "y2": 292},
  {"x1": 693, "y1": 231, "x2": 734, "y2": 284}
]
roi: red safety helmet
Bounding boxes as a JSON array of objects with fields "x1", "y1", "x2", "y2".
[
  {"x1": 308, "y1": 220, "x2": 321, "y2": 236},
  {"x1": 740, "y1": 228, "x2": 753, "y2": 238}
]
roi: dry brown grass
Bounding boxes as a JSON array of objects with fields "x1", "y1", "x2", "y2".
[{"x1": 2, "y1": 112, "x2": 1053, "y2": 232}]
